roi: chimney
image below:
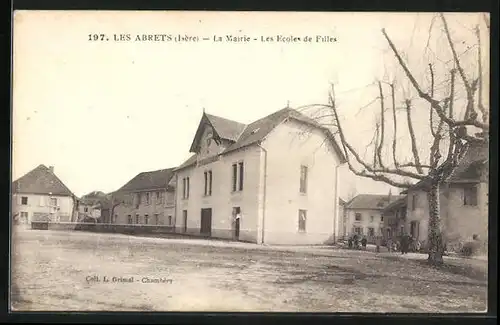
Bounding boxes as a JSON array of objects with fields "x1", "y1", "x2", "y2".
[{"x1": 49, "y1": 166, "x2": 54, "y2": 173}]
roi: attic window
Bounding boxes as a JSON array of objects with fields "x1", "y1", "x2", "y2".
[
  {"x1": 377, "y1": 201, "x2": 385, "y2": 207},
  {"x1": 251, "y1": 128, "x2": 260, "y2": 134}
]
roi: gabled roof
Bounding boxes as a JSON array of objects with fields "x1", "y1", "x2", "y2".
[
  {"x1": 205, "y1": 113, "x2": 247, "y2": 142},
  {"x1": 189, "y1": 113, "x2": 246, "y2": 152},
  {"x1": 447, "y1": 141, "x2": 488, "y2": 182},
  {"x1": 12, "y1": 164, "x2": 74, "y2": 196},
  {"x1": 117, "y1": 168, "x2": 176, "y2": 192},
  {"x1": 179, "y1": 107, "x2": 346, "y2": 171},
  {"x1": 345, "y1": 194, "x2": 405, "y2": 210},
  {"x1": 383, "y1": 196, "x2": 407, "y2": 212},
  {"x1": 175, "y1": 154, "x2": 198, "y2": 171},
  {"x1": 79, "y1": 191, "x2": 110, "y2": 207}
]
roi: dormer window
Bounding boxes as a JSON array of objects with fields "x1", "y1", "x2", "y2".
[{"x1": 251, "y1": 128, "x2": 260, "y2": 134}]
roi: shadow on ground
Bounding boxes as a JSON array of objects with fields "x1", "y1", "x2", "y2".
[{"x1": 382, "y1": 255, "x2": 487, "y2": 282}]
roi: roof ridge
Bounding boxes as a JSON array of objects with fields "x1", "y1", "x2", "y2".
[{"x1": 204, "y1": 112, "x2": 246, "y2": 127}]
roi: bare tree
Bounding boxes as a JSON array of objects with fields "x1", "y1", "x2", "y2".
[{"x1": 306, "y1": 13, "x2": 489, "y2": 265}]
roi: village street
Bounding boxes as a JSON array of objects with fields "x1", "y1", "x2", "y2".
[{"x1": 11, "y1": 228, "x2": 487, "y2": 313}]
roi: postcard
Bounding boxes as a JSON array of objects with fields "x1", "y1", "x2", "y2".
[{"x1": 11, "y1": 11, "x2": 489, "y2": 312}]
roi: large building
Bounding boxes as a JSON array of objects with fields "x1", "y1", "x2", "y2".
[
  {"x1": 343, "y1": 194, "x2": 404, "y2": 243},
  {"x1": 174, "y1": 107, "x2": 346, "y2": 245},
  {"x1": 11, "y1": 164, "x2": 76, "y2": 224},
  {"x1": 399, "y1": 141, "x2": 489, "y2": 251},
  {"x1": 112, "y1": 168, "x2": 176, "y2": 226}
]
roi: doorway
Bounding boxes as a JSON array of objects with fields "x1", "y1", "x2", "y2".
[
  {"x1": 200, "y1": 208, "x2": 212, "y2": 236},
  {"x1": 232, "y1": 207, "x2": 241, "y2": 240}
]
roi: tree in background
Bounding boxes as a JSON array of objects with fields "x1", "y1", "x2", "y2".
[{"x1": 305, "y1": 13, "x2": 489, "y2": 265}]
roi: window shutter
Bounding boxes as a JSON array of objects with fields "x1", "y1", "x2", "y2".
[{"x1": 17, "y1": 195, "x2": 21, "y2": 205}]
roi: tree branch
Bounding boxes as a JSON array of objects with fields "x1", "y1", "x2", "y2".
[
  {"x1": 447, "y1": 70, "x2": 457, "y2": 164},
  {"x1": 405, "y1": 99, "x2": 424, "y2": 174},
  {"x1": 381, "y1": 27, "x2": 489, "y2": 131},
  {"x1": 440, "y1": 13, "x2": 478, "y2": 121},
  {"x1": 390, "y1": 83, "x2": 399, "y2": 167},
  {"x1": 377, "y1": 81, "x2": 386, "y2": 169},
  {"x1": 374, "y1": 122, "x2": 380, "y2": 167},
  {"x1": 328, "y1": 84, "x2": 425, "y2": 181},
  {"x1": 429, "y1": 63, "x2": 436, "y2": 137},
  {"x1": 475, "y1": 24, "x2": 488, "y2": 124}
]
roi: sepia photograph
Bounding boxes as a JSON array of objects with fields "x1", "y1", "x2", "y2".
[{"x1": 10, "y1": 11, "x2": 490, "y2": 313}]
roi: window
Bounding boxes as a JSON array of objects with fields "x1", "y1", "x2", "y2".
[
  {"x1": 464, "y1": 185, "x2": 478, "y2": 206},
  {"x1": 155, "y1": 213, "x2": 159, "y2": 225},
  {"x1": 368, "y1": 227, "x2": 375, "y2": 237},
  {"x1": 50, "y1": 198, "x2": 58, "y2": 206},
  {"x1": 168, "y1": 215, "x2": 172, "y2": 225},
  {"x1": 21, "y1": 196, "x2": 28, "y2": 205},
  {"x1": 238, "y1": 162, "x2": 244, "y2": 191},
  {"x1": 146, "y1": 193, "x2": 150, "y2": 204},
  {"x1": 204, "y1": 171, "x2": 208, "y2": 195},
  {"x1": 232, "y1": 162, "x2": 244, "y2": 192},
  {"x1": 380, "y1": 216, "x2": 384, "y2": 222},
  {"x1": 232, "y1": 163, "x2": 237, "y2": 191},
  {"x1": 355, "y1": 213, "x2": 362, "y2": 221},
  {"x1": 135, "y1": 214, "x2": 140, "y2": 224},
  {"x1": 298, "y1": 209, "x2": 307, "y2": 232},
  {"x1": 182, "y1": 177, "x2": 190, "y2": 199},
  {"x1": 204, "y1": 170, "x2": 213, "y2": 196},
  {"x1": 127, "y1": 215, "x2": 132, "y2": 224},
  {"x1": 114, "y1": 214, "x2": 118, "y2": 223},
  {"x1": 144, "y1": 215, "x2": 149, "y2": 225},
  {"x1": 183, "y1": 210, "x2": 188, "y2": 232},
  {"x1": 208, "y1": 171, "x2": 213, "y2": 195},
  {"x1": 411, "y1": 194, "x2": 418, "y2": 211},
  {"x1": 84, "y1": 207, "x2": 88, "y2": 212},
  {"x1": 370, "y1": 215, "x2": 374, "y2": 222},
  {"x1": 354, "y1": 227, "x2": 362, "y2": 235},
  {"x1": 156, "y1": 191, "x2": 161, "y2": 204},
  {"x1": 300, "y1": 165, "x2": 308, "y2": 193}
]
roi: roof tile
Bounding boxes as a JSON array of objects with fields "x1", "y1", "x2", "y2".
[
  {"x1": 117, "y1": 168, "x2": 176, "y2": 192},
  {"x1": 12, "y1": 164, "x2": 74, "y2": 196}
]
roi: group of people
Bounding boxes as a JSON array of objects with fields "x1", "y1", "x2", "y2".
[
  {"x1": 386, "y1": 233, "x2": 421, "y2": 254},
  {"x1": 347, "y1": 234, "x2": 368, "y2": 250},
  {"x1": 346, "y1": 232, "x2": 422, "y2": 254}
]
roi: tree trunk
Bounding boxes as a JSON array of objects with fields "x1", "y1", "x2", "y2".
[{"x1": 427, "y1": 180, "x2": 444, "y2": 265}]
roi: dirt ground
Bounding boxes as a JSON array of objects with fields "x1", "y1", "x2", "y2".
[{"x1": 10, "y1": 228, "x2": 488, "y2": 312}]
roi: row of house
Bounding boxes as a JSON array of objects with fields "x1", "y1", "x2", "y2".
[
  {"x1": 11, "y1": 107, "x2": 489, "y2": 248},
  {"x1": 340, "y1": 141, "x2": 489, "y2": 249},
  {"x1": 11, "y1": 107, "x2": 348, "y2": 245}
]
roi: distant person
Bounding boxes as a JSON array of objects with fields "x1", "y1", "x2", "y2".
[
  {"x1": 400, "y1": 233, "x2": 409, "y2": 254},
  {"x1": 386, "y1": 238, "x2": 393, "y2": 253},
  {"x1": 415, "y1": 240, "x2": 421, "y2": 252},
  {"x1": 361, "y1": 236, "x2": 367, "y2": 250},
  {"x1": 353, "y1": 235, "x2": 359, "y2": 249},
  {"x1": 375, "y1": 236, "x2": 381, "y2": 253},
  {"x1": 347, "y1": 237, "x2": 353, "y2": 249}
]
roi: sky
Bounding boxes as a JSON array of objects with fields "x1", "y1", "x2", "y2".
[{"x1": 12, "y1": 11, "x2": 489, "y2": 198}]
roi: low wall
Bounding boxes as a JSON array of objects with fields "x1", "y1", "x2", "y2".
[
  {"x1": 29, "y1": 222, "x2": 176, "y2": 235},
  {"x1": 74, "y1": 223, "x2": 176, "y2": 235}
]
